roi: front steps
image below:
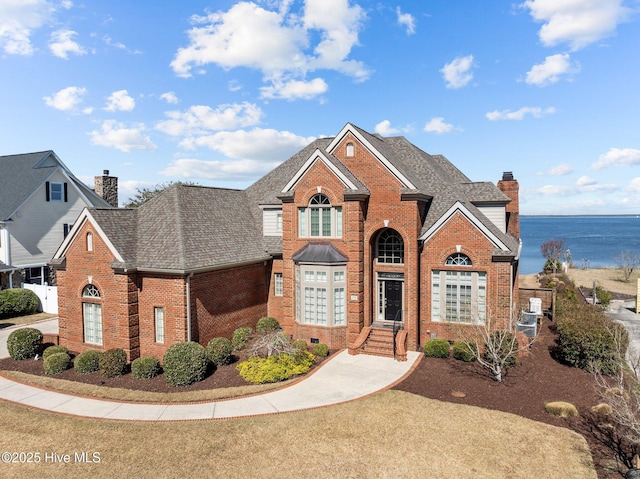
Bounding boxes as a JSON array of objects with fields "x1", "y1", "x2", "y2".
[{"x1": 349, "y1": 325, "x2": 407, "y2": 361}]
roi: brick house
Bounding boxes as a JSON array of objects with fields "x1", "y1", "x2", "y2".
[{"x1": 51, "y1": 123, "x2": 520, "y2": 361}]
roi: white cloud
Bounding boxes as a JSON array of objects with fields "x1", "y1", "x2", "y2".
[
  {"x1": 179, "y1": 128, "x2": 315, "y2": 163},
  {"x1": 591, "y1": 147, "x2": 640, "y2": 170},
  {"x1": 156, "y1": 102, "x2": 263, "y2": 137},
  {"x1": 542, "y1": 163, "x2": 573, "y2": 176},
  {"x1": 170, "y1": 0, "x2": 369, "y2": 98},
  {"x1": 161, "y1": 158, "x2": 281, "y2": 181},
  {"x1": 441, "y1": 55, "x2": 475, "y2": 89},
  {"x1": 104, "y1": 90, "x2": 135, "y2": 112},
  {"x1": 396, "y1": 7, "x2": 415, "y2": 35},
  {"x1": 260, "y1": 77, "x2": 328, "y2": 100},
  {"x1": 525, "y1": 53, "x2": 580, "y2": 86},
  {"x1": 89, "y1": 120, "x2": 157, "y2": 152},
  {"x1": 0, "y1": 0, "x2": 54, "y2": 55},
  {"x1": 424, "y1": 117, "x2": 455, "y2": 134},
  {"x1": 576, "y1": 175, "x2": 596, "y2": 186},
  {"x1": 43, "y1": 86, "x2": 88, "y2": 111},
  {"x1": 628, "y1": 178, "x2": 640, "y2": 193},
  {"x1": 521, "y1": 0, "x2": 630, "y2": 50},
  {"x1": 160, "y1": 92, "x2": 179, "y2": 104},
  {"x1": 374, "y1": 120, "x2": 399, "y2": 136},
  {"x1": 48, "y1": 29, "x2": 86, "y2": 59},
  {"x1": 485, "y1": 106, "x2": 556, "y2": 121}
]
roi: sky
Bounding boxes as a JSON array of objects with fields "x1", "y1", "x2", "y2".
[{"x1": 1, "y1": 0, "x2": 639, "y2": 215}]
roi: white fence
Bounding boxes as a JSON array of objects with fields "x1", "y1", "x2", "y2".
[{"x1": 22, "y1": 283, "x2": 58, "y2": 314}]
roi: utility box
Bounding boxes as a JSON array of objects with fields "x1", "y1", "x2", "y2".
[{"x1": 529, "y1": 298, "x2": 543, "y2": 315}]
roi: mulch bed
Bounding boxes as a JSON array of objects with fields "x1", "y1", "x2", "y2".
[{"x1": 0, "y1": 323, "x2": 625, "y2": 477}]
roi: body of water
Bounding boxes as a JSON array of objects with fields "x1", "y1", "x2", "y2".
[{"x1": 519, "y1": 216, "x2": 640, "y2": 275}]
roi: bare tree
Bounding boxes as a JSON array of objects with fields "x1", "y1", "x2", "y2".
[
  {"x1": 454, "y1": 307, "x2": 534, "y2": 383},
  {"x1": 615, "y1": 250, "x2": 640, "y2": 282},
  {"x1": 540, "y1": 239, "x2": 566, "y2": 274}
]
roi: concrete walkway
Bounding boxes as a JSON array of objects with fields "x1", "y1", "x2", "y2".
[
  {"x1": 607, "y1": 299, "x2": 640, "y2": 363},
  {"x1": 0, "y1": 320, "x2": 420, "y2": 421}
]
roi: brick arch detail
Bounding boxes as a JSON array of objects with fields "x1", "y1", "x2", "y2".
[
  {"x1": 436, "y1": 247, "x2": 478, "y2": 267},
  {"x1": 297, "y1": 186, "x2": 342, "y2": 206}
]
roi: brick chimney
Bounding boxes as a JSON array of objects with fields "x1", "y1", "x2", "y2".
[
  {"x1": 497, "y1": 171, "x2": 519, "y2": 239},
  {"x1": 94, "y1": 170, "x2": 118, "y2": 207}
]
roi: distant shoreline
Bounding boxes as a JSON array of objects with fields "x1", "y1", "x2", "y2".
[{"x1": 521, "y1": 214, "x2": 640, "y2": 218}]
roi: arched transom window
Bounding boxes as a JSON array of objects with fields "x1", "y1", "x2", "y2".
[
  {"x1": 298, "y1": 193, "x2": 342, "y2": 238},
  {"x1": 377, "y1": 229, "x2": 404, "y2": 264},
  {"x1": 445, "y1": 253, "x2": 472, "y2": 266},
  {"x1": 82, "y1": 284, "x2": 100, "y2": 298}
]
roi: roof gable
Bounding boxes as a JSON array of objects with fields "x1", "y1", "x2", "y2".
[{"x1": 281, "y1": 149, "x2": 360, "y2": 193}]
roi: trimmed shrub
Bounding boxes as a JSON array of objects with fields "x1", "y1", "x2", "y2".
[
  {"x1": 43, "y1": 345, "x2": 69, "y2": 360},
  {"x1": 292, "y1": 339, "x2": 308, "y2": 351},
  {"x1": 423, "y1": 338, "x2": 450, "y2": 358},
  {"x1": 555, "y1": 303, "x2": 628, "y2": 374},
  {"x1": 43, "y1": 352, "x2": 71, "y2": 375},
  {"x1": 7, "y1": 327, "x2": 43, "y2": 360},
  {"x1": 237, "y1": 350, "x2": 315, "y2": 384},
  {"x1": 313, "y1": 343, "x2": 329, "y2": 357},
  {"x1": 256, "y1": 317, "x2": 281, "y2": 334},
  {"x1": 99, "y1": 348, "x2": 128, "y2": 378},
  {"x1": 452, "y1": 341, "x2": 477, "y2": 362},
  {"x1": 545, "y1": 401, "x2": 579, "y2": 418},
  {"x1": 483, "y1": 331, "x2": 518, "y2": 369},
  {"x1": 595, "y1": 285, "x2": 613, "y2": 308},
  {"x1": 231, "y1": 327, "x2": 252, "y2": 351},
  {"x1": 131, "y1": 356, "x2": 161, "y2": 380},
  {"x1": 163, "y1": 342, "x2": 209, "y2": 387},
  {"x1": 74, "y1": 350, "x2": 102, "y2": 374},
  {"x1": 206, "y1": 337, "x2": 233, "y2": 366},
  {"x1": 0, "y1": 288, "x2": 39, "y2": 319}
]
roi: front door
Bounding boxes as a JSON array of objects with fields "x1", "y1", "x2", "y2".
[{"x1": 384, "y1": 280, "x2": 403, "y2": 321}]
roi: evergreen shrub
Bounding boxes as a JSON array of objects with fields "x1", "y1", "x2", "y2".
[
  {"x1": 74, "y1": 350, "x2": 102, "y2": 374},
  {"x1": 131, "y1": 356, "x2": 161, "y2": 380},
  {"x1": 44, "y1": 352, "x2": 71, "y2": 375},
  {"x1": 423, "y1": 338, "x2": 450, "y2": 358},
  {"x1": 256, "y1": 317, "x2": 281, "y2": 334},
  {"x1": 99, "y1": 348, "x2": 128, "y2": 378},
  {"x1": 313, "y1": 343, "x2": 329, "y2": 357},
  {"x1": 0, "y1": 289, "x2": 39, "y2": 318},
  {"x1": 452, "y1": 341, "x2": 477, "y2": 362},
  {"x1": 206, "y1": 337, "x2": 233, "y2": 366},
  {"x1": 163, "y1": 342, "x2": 209, "y2": 387},
  {"x1": 43, "y1": 345, "x2": 69, "y2": 360},
  {"x1": 231, "y1": 327, "x2": 252, "y2": 350},
  {"x1": 292, "y1": 339, "x2": 308, "y2": 351},
  {"x1": 236, "y1": 350, "x2": 315, "y2": 384},
  {"x1": 7, "y1": 327, "x2": 43, "y2": 360}
]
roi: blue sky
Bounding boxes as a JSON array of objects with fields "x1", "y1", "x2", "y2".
[{"x1": 1, "y1": 0, "x2": 639, "y2": 215}]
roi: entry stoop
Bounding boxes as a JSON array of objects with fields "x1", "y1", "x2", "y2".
[{"x1": 349, "y1": 326, "x2": 407, "y2": 361}]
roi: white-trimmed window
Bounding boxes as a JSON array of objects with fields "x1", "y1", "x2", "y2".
[
  {"x1": 346, "y1": 142, "x2": 355, "y2": 157},
  {"x1": 377, "y1": 229, "x2": 404, "y2": 264},
  {"x1": 274, "y1": 273, "x2": 283, "y2": 296},
  {"x1": 86, "y1": 232, "x2": 93, "y2": 251},
  {"x1": 82, "y1": 284, "x2": 102, "y2": 345},
  {"x1": 296, "y1": 265, "x2": 346, "y2": 326},
  {"x1": 49, "y1": 182, "x2": 63, "y2": 201},
  {"x1": 298, "y1": 194, "x2": 342, "y2": 238},
  {"x1": 155, "y1": 307, "x2": 165, "y2": 343},
  {"x1": 432, "y1": 270, "x2": 486, "y2": 323}
]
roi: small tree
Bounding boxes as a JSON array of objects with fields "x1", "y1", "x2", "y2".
[
  {"x1": 123, "y1": 181, "x2": 199, "y2": 208},
  {"x1": 454, "y1": 307, "x2": 533, "y2": 383},
  {"x1": 615, "y1": 250, "x2": 640, "y2": 282},
  {"x1": 540, "y1": 239, "x2": 566, "y2": 274}
]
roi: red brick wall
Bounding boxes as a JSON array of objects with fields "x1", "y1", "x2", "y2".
[
  {"x1": 56, "y1": 220, "x2": 140, "y2": 361},
  {"x1": 267, "y1": 258, "x2": 284, "y2": 320}
]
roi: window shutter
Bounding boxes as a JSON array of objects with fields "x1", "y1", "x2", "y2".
[
  {"x1": 64, "y1": 183, "x2": 68, "y2": 202},
  {"x1": 45, "y1": 181, "x2": 50, "y2": 201}
]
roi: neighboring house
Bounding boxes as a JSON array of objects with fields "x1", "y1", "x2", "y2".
[
  {"x1": 51, "y1": 123, "x2": 521, "y2": 361},
  {"x1": 0, "y1": 151, "x2": 116, "y2": 289}
]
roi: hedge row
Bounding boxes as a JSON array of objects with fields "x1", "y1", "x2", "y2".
[{"x1": 0, "y1": 289, "x2": 39, "y2": 319}]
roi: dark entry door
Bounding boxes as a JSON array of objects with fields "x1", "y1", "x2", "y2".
[{"x1": 385, "y1": 280, "x2": 403, "y2": 321}]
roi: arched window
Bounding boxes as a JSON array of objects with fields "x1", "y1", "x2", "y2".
[
  {"x1": 298, "y1": 193, "x2": 342, "y2": 238},
  {"x1": 86, "y1": 232, "x2": 93, "y2": 251},
  {"x1": 82, "y1": 284, "x2": 102, "y2": 345},
  {"x1": 377, "y1": 229, "x2": 404, "y2": 264},
  {"x1": 445, "y1": 253, "x2": 472, "y2": 266},
  {"x1": 346, "y1": 142, "x2": 354, "y2": 157}
]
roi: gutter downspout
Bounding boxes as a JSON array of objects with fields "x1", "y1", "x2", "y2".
[{"x1": 186, "y1": 273, "x2": 193, "y2": 342}]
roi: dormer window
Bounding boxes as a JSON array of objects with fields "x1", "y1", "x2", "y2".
[
  {"x1": 298, "y1": 194, "x2": 342, "y2": 238},
  {"x1": 346, "y1": 142, "x2": 354, "y2": 157}
]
